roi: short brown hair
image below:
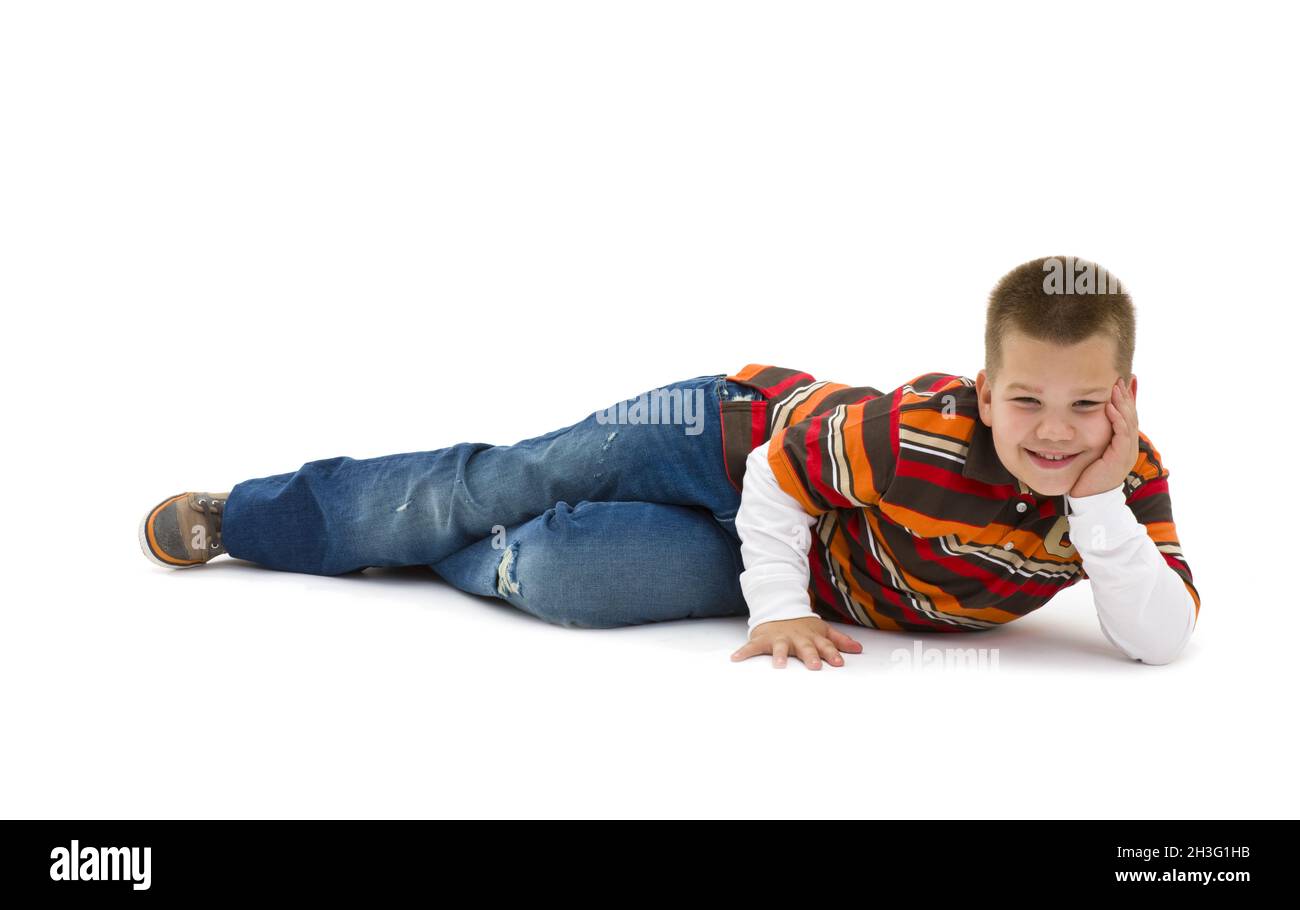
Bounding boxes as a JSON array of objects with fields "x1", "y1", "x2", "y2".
[{"x1": 985, "y1": 256, "x2": 1135, "y2": 384}]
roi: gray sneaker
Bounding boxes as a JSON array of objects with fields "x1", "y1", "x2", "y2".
[{"x1": 139, "y1": 492, "x2": 230, "y2": 568}]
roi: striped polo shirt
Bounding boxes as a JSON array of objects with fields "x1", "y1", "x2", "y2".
[{"x1": 719, "y1": 363, "x2": 1201, "y2": 633}]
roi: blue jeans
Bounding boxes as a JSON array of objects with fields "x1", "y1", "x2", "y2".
[{"x1": 222, "y1": 374, "x2": 766, "y2": 628}]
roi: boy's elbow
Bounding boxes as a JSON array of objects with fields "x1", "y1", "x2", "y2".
[
  {"x1": 1135, "y1": 650, "x2": 1181, "y2": 666},
  {"x1": 1108, "y1": 585, "x2": 1197, "y2": 666},
  {"x1": 1105, "y1": 625, "x2": 1192, "y2": 666},
  {"x1": 1131, "y1": 633, "x2": 1192, "y2": 666}
]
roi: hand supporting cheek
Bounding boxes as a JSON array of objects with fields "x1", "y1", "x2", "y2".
[{"x1": 1068, "y1": 378, "x2": 1140, "y2": 499}]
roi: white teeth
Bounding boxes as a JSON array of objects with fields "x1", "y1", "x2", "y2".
[{"x1": 1031, "y1": 450, "x2": 1069, "y2": 461}]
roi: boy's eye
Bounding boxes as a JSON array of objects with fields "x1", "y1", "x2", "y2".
[{"x1": 1013, "y1": 397, "x2": 1101, "y2": 407}]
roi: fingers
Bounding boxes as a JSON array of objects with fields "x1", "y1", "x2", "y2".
[
  {"x1": 729, "y1": 635, "x2": 817, "y2": 669},
  {"x1": 1107, "y1": 387, "x2": 1138, "y2": 455},
  {"x1": 1107, "y1": 401, "x2": 1125, "y2": 437},
  {"x1": 814, "y1": 637, "x2": 844, "y2": 667},
  {"x1": 1112, "y1": 381, "x2": 1138, "y2": 424},
  {"x1": 730, "y1": 640, "x2": 766, "y2": 662},
  {"x1": 773, "y1": 639, "x2": 790, "y2": 668},
  {"x1": 794, "y1": 639, "x2": 822, "y2": 669},
  {"x1": 779, "y1": 636, "x2": 845, "y2": 670},
  {"x1": 1107, "y1": 390, "x2": 1126, "y2": 425},
  {"x1": 732, "y1": 624, "x2": 863, "y2": 670},
  {"x1": 828, "y1": 628, "x2": 864, "y2": 653}
]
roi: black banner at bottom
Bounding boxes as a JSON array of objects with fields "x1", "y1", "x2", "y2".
[{"x1": 0, "y1": 819, "x2": 1289, "y2": 899}]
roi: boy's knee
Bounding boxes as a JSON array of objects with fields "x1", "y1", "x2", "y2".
[
  {"x1": 495, "y1": 544, "x2": 618, "y2": 629},
  {"x1": 493, "y1": 503, "x2": 625, "y2": 629},
  {"x1": 494, "y1": 541, "x2": 523, "y2": 598}
]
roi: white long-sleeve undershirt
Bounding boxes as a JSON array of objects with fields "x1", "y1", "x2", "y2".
[
  {"x1": 734, "y1": 442, "x2": 819, "y2": 636},
  {"x1": 734, "y1": 440, "x2": 1197, "y2": 664},
  {"x1": 1064, "y1": 485, "x2": 1197, "y2": 665}
]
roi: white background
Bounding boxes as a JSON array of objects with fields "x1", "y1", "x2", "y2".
[{"x1": 2, "y1": 1, "x2": 1294, "y2": 818}]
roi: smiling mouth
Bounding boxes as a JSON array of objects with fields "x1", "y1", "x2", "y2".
[{"x1": 1024, "y1": 447, "x2": 1080, "y2": 468}]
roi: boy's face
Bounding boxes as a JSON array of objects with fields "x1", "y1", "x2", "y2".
[{"x1": 975, "y1": 331, "x2": 1137, "y2": 497}]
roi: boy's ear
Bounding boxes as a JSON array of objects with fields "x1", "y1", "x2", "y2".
[{"x1": 974, "y1": 369, "x2": 993, "y2": 427}]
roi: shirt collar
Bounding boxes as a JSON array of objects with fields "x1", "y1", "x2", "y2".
[{"x1": 962, "y1": 417, "x2": 1016, "y2": 486}]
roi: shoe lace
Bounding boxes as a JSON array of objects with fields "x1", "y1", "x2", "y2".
[{"x1": 194, "y1": 496, "x2": 225, "y2": 550}]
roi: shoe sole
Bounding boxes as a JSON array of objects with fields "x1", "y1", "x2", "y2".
[{"x1": 138, "y1": 493, "x2": 205, "y2": 569}]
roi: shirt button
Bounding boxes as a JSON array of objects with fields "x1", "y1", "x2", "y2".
[
  {"x1": 1016, "y1": 501, "x2": 1028, "y2": 513},
  {"x1": 1003, "y1": 541, "x2": 1014, "y2": 550}
]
